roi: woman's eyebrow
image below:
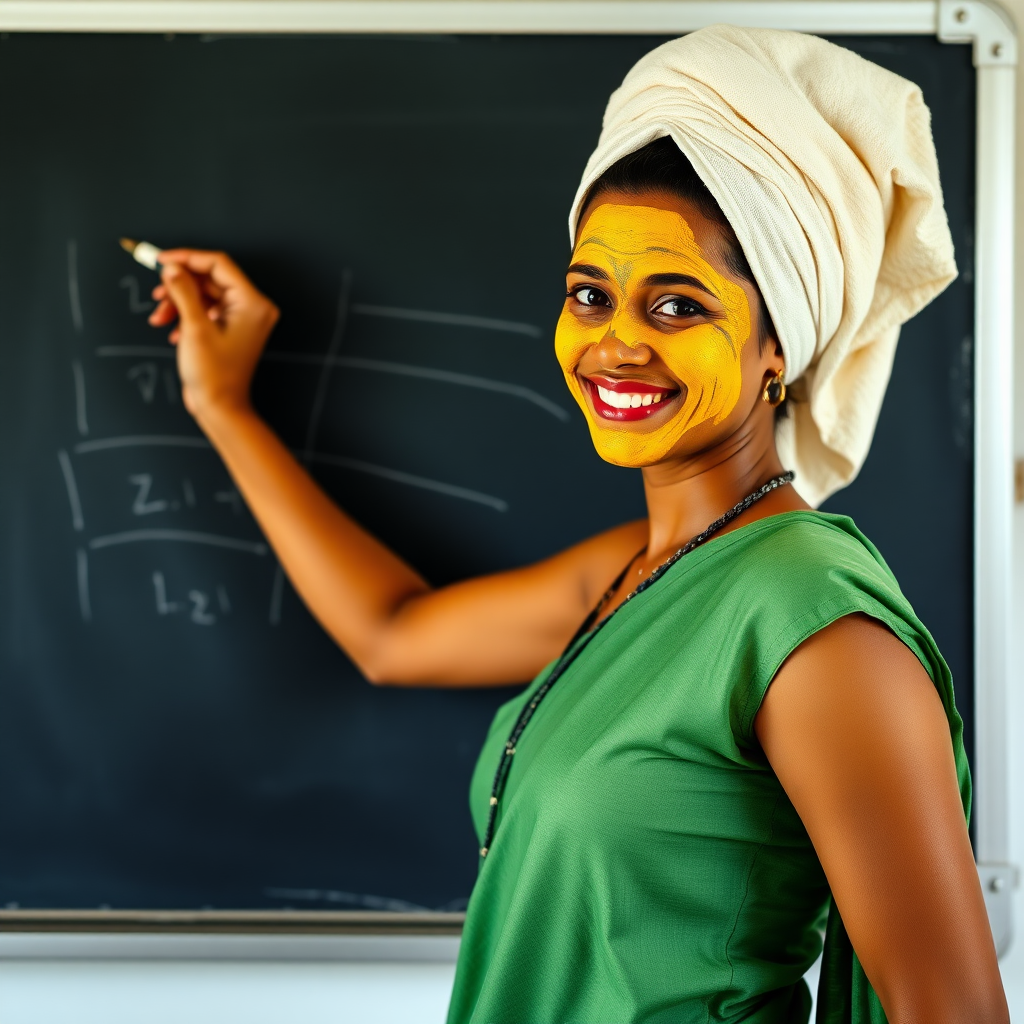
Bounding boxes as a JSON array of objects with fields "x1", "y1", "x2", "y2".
[
  {"x1": 566, "y1": 263, "x2": 611, "y2": 281},
  {"x1": 642, "y1": 272, "x2": 720, "y2": 300}
]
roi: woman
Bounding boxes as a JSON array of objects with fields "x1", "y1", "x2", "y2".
[{"x1": 148, "y1": 26, "x2": 1006, "y2": 1024}]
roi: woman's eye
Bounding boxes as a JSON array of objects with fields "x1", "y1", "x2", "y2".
[
  {"x1": 654, "y1": 296, "x2": 705, "y2": 318},
  {"x1": 571, "y1": 286, "x2": 611, "y2": 308}
]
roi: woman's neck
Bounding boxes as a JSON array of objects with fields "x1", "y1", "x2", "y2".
[{"x1": 640, "y1": 421, "x2": 808, "y2": 562}]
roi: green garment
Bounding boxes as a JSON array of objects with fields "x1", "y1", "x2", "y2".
[{"x1": 447, "y1": 512, "x2": 970, "y2": 1024}]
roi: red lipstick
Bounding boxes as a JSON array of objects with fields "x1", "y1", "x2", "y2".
[{"x1": 582, "y1": 375, "x2": 679, "y2": 422}]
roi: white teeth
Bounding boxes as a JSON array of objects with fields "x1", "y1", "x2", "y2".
[
  {"x1": 597, "y1": 385, "x2": 627, "y2": 408},
  {"x1": 595, "y1": 383, "x2": 670, "y2": 410}
]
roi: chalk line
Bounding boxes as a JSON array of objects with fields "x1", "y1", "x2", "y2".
[
  {"x1": 67, "y1": 240, "x2": 83, "y2": 334},
  {"x1": 74, "y1": 435, "x2": 211, "y2": 455},
  {"x1": 308, "y1": 452, "x2": 508, "y2": 513},
  {"x1": 352, "y1": 303, "x2": 542, "y2": 338},
  {"x1": 72, "y1": 360, "x2": 88, "y2": 435},
  {"x1": 57, "y1": 450, "x2": 84, "y2": 532},
  {"x1": 97, "y1": 345, "x2": 175, "y2": 359},
  {"x1": 76, "y1": 549, "x2": 91, "y2": 623},
  {"x1": 264, "y1": 352, "x2": 568, "y2": 421},
  {"x1": 89, "y1": 529, "x2": 268, "y2": 556}
]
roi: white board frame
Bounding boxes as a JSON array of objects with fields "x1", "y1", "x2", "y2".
[{"x1": 0, "y1": 0, "x2": 1016, "y2": 959}]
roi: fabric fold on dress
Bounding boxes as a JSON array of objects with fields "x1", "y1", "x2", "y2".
[{"x1": 570, "y1": 25, "x2": 957, "y2": 506}]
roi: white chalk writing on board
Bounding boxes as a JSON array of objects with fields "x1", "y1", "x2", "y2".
[{"x1": 59, "y1": 243, "x2": 539, "y2": 626}]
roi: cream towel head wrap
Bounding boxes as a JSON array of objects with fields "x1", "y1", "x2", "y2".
[{"x1": 570, "y1": 26, "x2": 957, "y2": 507}]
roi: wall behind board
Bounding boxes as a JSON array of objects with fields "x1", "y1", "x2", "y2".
[
  {"x1": 0, "y1": 28, "x2": 976, "y2": 922},
  {"x1": 0, "y1": 959, "x2": 456, "y2": 1024}
]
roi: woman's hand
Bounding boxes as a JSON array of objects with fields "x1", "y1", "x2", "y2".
[{"x1": 149, "y1": 249, "x2": 279, "y2": 423}]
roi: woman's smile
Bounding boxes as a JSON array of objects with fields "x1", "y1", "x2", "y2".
[{"x1": 580, "y1": 374, "x2": 682, "y2": 421}]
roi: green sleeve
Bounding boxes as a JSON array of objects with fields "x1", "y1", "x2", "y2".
[{"x1": 727, "y1": 517, "x2": 971, "y2": 1024}]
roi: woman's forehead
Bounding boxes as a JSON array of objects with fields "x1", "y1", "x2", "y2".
[
  {"x1": 576, "y1": 202, "x2": 696, "y2": 252},
  {"x1": 572, "y1": 200, "x2": 731, "y2": 280}
]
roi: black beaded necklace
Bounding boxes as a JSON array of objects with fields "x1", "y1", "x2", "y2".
[{"x1": 479, "y1": 470, "x2": 795, "y2": 858}]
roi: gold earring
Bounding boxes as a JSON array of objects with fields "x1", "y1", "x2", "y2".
[{"x1": 762, "y1": 369, "x2": 786, "y2": 408}]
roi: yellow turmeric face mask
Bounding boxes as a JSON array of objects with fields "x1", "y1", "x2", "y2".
[{"x1": 555, "y1": 200, "x2": 752, "y2": 467}]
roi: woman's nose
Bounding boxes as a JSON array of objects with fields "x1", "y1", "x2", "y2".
[{"x1": 593, "y1": 326, "x2": 653, "y2": 367}]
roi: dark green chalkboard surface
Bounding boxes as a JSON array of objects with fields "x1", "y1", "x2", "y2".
[{"x1": 0, "y1": 31, "x2": 974, "y2": 915}]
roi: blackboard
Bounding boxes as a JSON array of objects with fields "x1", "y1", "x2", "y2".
[{"x1": 0, "y1": 31, "x2": 975, "y2": 916}]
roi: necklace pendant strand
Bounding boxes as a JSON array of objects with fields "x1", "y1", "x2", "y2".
[{"x1": 479, "y1": 470, "x2": 795, "y2": 859}]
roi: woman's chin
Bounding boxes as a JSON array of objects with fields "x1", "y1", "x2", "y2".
[{"x1": 586, "y1": 424, "x2": 677, "y2": 469}]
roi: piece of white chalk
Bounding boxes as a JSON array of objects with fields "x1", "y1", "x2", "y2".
[{"x1": 131, "y1": 241, "x2": 162, "y2": 270}]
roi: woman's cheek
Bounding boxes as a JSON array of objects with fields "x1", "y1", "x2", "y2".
[
  {"x1": 661, "y1": 325, "x2": 745, "y2": 431},
  {"x1": 554, "y1": 312, "x2": 594, "y2": 410}
]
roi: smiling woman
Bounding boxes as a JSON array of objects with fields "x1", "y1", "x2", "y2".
[{"x1": 146, "y1": 23, "x2": 1006, "y2": 1024}]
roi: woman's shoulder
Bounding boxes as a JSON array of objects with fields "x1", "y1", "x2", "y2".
[
  {"x1": 675, "y1": 510, "x2": 957, "y2": 747},
  {"x1": 711, "y1": 509, "x2": 902, "y2": 599},
  {"x1": 724, "y1": 508, "x2": 882, "y2": 556},
  {"x1": 674, "y1": 509, "x2": 933, "y2": 684},
  {"x1": 649, "y1": 509, "x2": 918, "y2": 651}
]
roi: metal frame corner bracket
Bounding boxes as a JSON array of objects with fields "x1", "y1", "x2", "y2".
[{"x1": 939, "y1": 0, "x2": 1017, "y2": 65}]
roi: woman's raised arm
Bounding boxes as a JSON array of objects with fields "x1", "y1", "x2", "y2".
[{"x1": 152, "y1": 250, "x2": 645, "y2": 687}]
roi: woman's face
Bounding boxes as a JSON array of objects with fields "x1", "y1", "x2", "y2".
[{"x1": 555, "y1": 189, "x2": 773, "y2": 469}]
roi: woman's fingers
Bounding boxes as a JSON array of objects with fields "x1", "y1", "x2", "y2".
[
  {"x1": 158, "y1": 248, "x2": 250, "y2": 292},
  {"x1": 201, "y1": 276, "x2": 226, "y2": 302},
  {"x1": 148, "y1": 297, "x2": 178, "y2": 326},
  {"x1": 160, "y1": 265, "x2": 209, "y2": 329},
  {"x1": 153, "y1": 278, "x2": 222, "y2": 303}
]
